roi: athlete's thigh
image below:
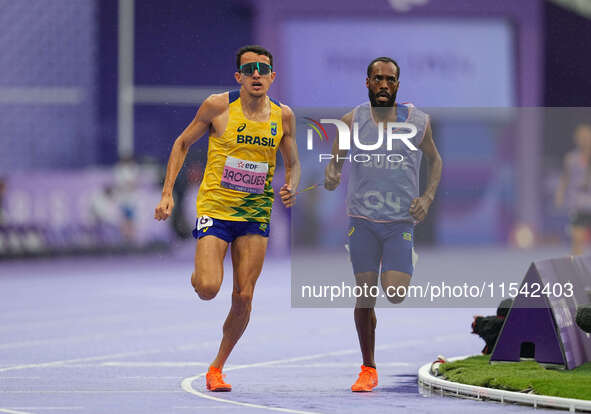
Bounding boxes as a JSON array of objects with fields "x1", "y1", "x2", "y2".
[
  {"x1": 348, "y1": 217, "x2": 382, "y2": 274},
  {"x1": 230, "y1": 234, "x2": 268, "y2": 292},
  {"x1": 380, "y1": 222, "x2": 413, "y2": 302},
  {"x1": 194, "y1": 235, "x2": 229, "y2": 287},
  {"x1": 380, "y1": 222, "x2": 414, "y2": 275}
]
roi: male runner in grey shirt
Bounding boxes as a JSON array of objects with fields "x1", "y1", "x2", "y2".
[{"x1": 325, "y1": 57, "x2": 442, "y2": 392}]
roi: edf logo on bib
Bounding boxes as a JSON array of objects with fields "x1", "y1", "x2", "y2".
[{"x1": 237, "y1": 161, "x2": 258, "y2": 170}]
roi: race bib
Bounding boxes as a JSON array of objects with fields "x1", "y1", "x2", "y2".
[
  {"x1": 197, "y1": 215, "x2": 213, "y2": 230},
  {"x1": 220, "y1": 156, "x2": 268, "y2": 194}
]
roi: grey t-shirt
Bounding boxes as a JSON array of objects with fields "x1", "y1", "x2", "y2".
[{"x1": 346, "y1": 102, "x2": 429, "y2": 222}]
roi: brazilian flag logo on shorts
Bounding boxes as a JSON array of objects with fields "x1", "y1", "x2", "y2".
[
  {"x1": 403, "y1": 232, "x2": 412, "y2": 241},
  {"x1": 259, "y1": 223, "x2": 268, "y2": 231}
]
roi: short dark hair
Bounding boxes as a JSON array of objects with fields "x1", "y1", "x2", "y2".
[
  {"x1": 367, "y1": 57, "x2": 400, "y2": 79},
  {"x1": 236, "y1": 45, "x2": 273, "y2": 69}
]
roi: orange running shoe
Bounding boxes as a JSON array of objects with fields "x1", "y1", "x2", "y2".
[
  {"x1": 351, "y1": 365, "x2": 378, "y2": 392},
  {"x1": 206, "y1": 366, "x2": 232, "y2": 392}
]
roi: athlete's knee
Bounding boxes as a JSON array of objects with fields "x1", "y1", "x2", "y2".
[
  {"x1": 355, "y1": 295, "x2": 377, "y2": 308},
  {"x1": 385, "y1": 285, "x2": 407, "y2": 304},
  {"x1": 231, "y1": 289, "x2": 254, "y2": 313},
  {"x1": 382, "y1": 271, "x2": 411, "y2": 304},
  {"x1": 196, "y1": 283, "x2": 220, "y2": 300},
  {"x1": 192, "y1": 273, "x2": 221, "y2": 300},
  {"x1": 354, "y1": 272, "x2": 378, "y2": 308},
  {"x1": 387, "y1": 293, "x2": 406, "y2": 304}
]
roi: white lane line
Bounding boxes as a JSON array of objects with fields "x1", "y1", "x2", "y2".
[
  {"x1": 0, "y1": 321, "x2": 201, "y2": 350},
  {"x1": 181, "y1": 334, "x2": 466, "y2": 414},
  {"x1": 252, "y1": 362, "x2": 412, "y2": 368},
  {"x1": 31, "y1": 361, "x2": 412, "y2": 370},
  {"x1": 0, "y1": 341, "x2": 218, "y2": 373},
  {"x1": 181, "y1": 349, "x2": 361, "y2": 414},
  {"x1": 108, "y1": 362, "x2": 411, "y2": 369},
  {"x1": 2, "y1": 409, "x2": 83, "y2": 411},
  {"x1": 0, "y1": 336, "x2": 105, "y2": 351},
  {"x1": 0, "y1": 391, "x2": 183, "y2": 394},
  {"x1": 0, "y1": 377, "x2": 41, "y2": 379},
  {"x1": 118, "y1": 376, "x2": 185, "y2": 379},
  {"x1": 0, "y1": 314, "x2": 137, "y2": 333},
  {"x1": 0, "y1": 310, "x2": 283, "y2": 350},
  {"x1": 0, "y1": 351, "x2": 155, "y2": 373},
  {"x1": 174, "y1": 407, "x2": 242, "y2": 410},
  {"x1": 103, "y1": 362, "x2": 209, "y2": 367},
  {"x1": 0, "y1": 409, "x2": 35, "y2": 414},
  {"x1": 179, "y1": 386, "x2": 320, "y2": 414}
]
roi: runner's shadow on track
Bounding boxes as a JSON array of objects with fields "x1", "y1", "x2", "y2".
[{"x1": 379, "y1": 374, "x2": 419, "y2": 394}]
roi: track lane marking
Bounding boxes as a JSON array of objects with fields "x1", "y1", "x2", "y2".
[{"x1": 181, "y1": 335, "x2": 465, "y2": 414}]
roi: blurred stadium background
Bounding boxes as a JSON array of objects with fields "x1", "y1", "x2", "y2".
[
  {"x1": 2, "y1": 1, "x2": 591, "y2": 412},
  {"x1": 1, "y1": 0, "x2": 591, "y2": 259}
]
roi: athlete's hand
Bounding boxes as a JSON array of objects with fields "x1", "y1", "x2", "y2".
[
  {"x1": 154, "y1": 193, "x2": 174, "y2": 221},
  {"x1": 280, "y1": 184, "x2": 296, "y2": 208},
  {"x1": 324, "y1": 161, "x2": 341, "y2": 191},
  {"x1": 409, "y1": 196, "x2": 431, "y2": 222}
]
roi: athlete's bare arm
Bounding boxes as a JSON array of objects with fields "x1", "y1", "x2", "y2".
[
  {"x1": 555, "y1": 154, "x2": 570, "y2": 208},
  {"x1": 154, "y1": 93, "x2": 228, "y2": 221},
  {"x1": 278, "y1": 104, "x2": 300, "y2": 207},
  {"x1": 410, "y1": 121, "x2": 442, "y2": 222},
  {"x1": 324, "y1": 110, "x2": 353, "y2": 191}
]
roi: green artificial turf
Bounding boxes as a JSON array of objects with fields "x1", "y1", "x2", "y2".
[{"x1": 438, "y1": 355, "x2": 591, "y2": 401}]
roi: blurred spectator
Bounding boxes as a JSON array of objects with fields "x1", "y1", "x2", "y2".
[
  {"x1": 0, "y1": 177, "x2": 5, "y2": 224},
  {"x1": 90, "y1": 185, "x2": 120, "y2": 229},
  {"x1": 170, "y1": 161, "x2": 204, "y2": 239},
  {"x1": 114, "y1": 156, "x2": 139, "y2": 242},
  {"x1": 555, "y1": 124, "x2": 591, "y2": 255}
]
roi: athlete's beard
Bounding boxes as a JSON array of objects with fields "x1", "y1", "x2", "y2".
[{"x1": 368, "y1": 89, "x2": 396, "y2": 107}]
